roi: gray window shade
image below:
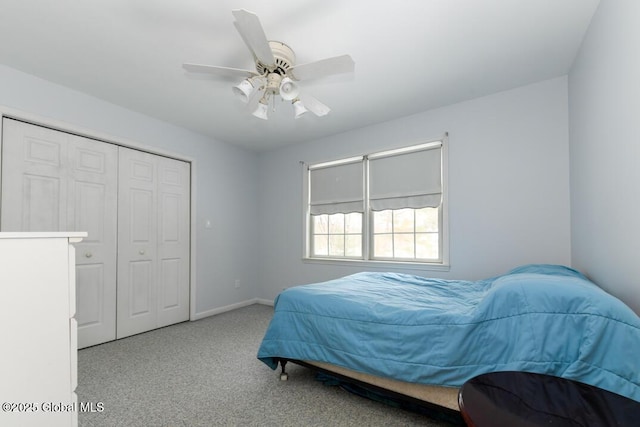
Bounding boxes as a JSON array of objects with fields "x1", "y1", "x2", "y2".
[
  {"x1": 369, "y1": 144, "x2": 442, "y2": 211},
  {"x1": 309, "y1": 158, "x2": 364, "y2": 215}
]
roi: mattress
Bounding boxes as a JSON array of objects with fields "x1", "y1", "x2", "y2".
[{"x1": 258, "y1": 265, "x2": 640, "y2": 402}]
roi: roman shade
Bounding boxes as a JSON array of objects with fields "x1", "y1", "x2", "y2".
[
  {"x1": 309, "y1": 157, "x2": 364, "y2": 215},
  {"x1": 368, "y1": 142, "x2": 442, "y2": 211}
]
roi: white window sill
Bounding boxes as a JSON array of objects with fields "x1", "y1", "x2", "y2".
[{"x1": 302, "y1": 257, "x2": 451, "y2": 272}]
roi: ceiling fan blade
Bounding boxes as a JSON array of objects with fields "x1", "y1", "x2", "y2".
[
  {"x1": 233, "y1": 21, "x2": 257, "y2": 62},
  {"x1": 288, "y1": 55, "x2": 355, "y2": 81},
  {"x1": 182, "y1": 63, "x2": 258, "y2": 79},
  {"x1": 232, "y1": 9, "x2": 275, "y2": 67},
  {"x1": 299, "y1": 93, "x2": 331, "y2": 117}
]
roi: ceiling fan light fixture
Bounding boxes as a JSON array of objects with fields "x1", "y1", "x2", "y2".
[
  {"x1": 293, "y1": 99, "x2": 307, "y2": 119},
  {"x1": 252, "y1": 99, "x2": 269, "y2": 120},
  {"x1": 232, "y1": 78, "x2": 257, "y2": 103},
  {"x1": 279, "y1": 77, "x2": 299, "y2": 101}
]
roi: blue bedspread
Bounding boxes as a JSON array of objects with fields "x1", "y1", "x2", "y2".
[{"x1": 257, "y1": 265, "x2": 640, "y2": 402}]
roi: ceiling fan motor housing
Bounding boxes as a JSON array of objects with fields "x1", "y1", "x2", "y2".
[{"x1": 256, "y1": 41, "x2": 296, "y2": 76}]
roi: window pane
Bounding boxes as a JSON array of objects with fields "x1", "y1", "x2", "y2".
[
  {"x1": 373, "y1": 210, "x2": 392, "y2": 233},
  {"x1": 394, "y1": 233, "x2": 415, "y2": 258},
  {"x1": 328, "y1": 235, "x2": 345, "y2": 256},
  {"x1": 312, "y1": 214, "x2": 328, "y2": 234},
  {"x1": 345, "y1": 212, "x2": 362, "y2": 234},
  {"x1": 416, "y1": 233, "x2": 439, "y2": 259},
  {"x1": 345, "y1": 235, "x2": 362, "y2": 257},
  {"x1": 328, "y1": 213, "x2": 345, "y2": 234},
  {"x1": 416, "y1": 208, "x2": 438, "y2": 232},
  {"x1": 393, "y1": 209, "x2": 414, "y2": 233},
  {"x1": 313, "y1": 235, "x2": 328, "y2": 256},
  {"x1": 373, "y1": 234, "x2": 393, "y2": 258}
]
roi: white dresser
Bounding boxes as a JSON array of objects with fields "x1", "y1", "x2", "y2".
[{"x1": 0, "y1": 232, "x2": 85, "y2": 427}]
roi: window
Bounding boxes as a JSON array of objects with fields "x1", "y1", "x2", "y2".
[{"x1": 304, "y1": 137, "x2": 448, "y2": 266}]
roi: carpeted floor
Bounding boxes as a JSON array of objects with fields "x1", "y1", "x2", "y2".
[{"x1": 77, "y1": 304, "x2": 455, "y2": 426}]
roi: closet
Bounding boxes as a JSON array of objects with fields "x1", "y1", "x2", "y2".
[{"x1": 0, "y1": 118, "x2": 191, "y2": 348}]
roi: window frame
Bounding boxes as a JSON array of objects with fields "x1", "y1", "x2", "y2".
[{"x1": 302, "y1": 134, "x2": 449, "y2": 270}]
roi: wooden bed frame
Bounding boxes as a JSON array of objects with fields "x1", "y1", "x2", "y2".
[{"x1": 276, "y1": 358, "x2": 464, "y2": 425}]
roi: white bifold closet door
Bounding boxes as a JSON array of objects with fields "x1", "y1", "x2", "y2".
[
  {"x1": 1, "y1": 118, "x2": 118, "y2": 348},
  {"x1": 1, "y1": 119, "x2": 191, "y2": 347},
  {"x1": 116, "y1": 147, "x2": 190, "y2": 339}
]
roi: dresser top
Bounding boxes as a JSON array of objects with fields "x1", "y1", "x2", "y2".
[{"x1": 0, "y1": 231, "x2": 87, "y2": 242}]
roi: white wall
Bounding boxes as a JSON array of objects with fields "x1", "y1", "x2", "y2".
[
  {"x1": 569, "y1": 0, "x2": 640, "y2": 314},
  {"x1": 0, "y1": 65, "x2": 259, "y2": 316},
  {"x1": 257, "y1": 77, "x2": 572, "y2": 300}
]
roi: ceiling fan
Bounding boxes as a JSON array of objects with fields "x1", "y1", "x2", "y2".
[{"x1": 183, "y1": 9, "x2": 355, "y2": 120}]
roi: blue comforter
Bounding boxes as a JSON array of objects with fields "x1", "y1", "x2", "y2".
[{"x1": 257, "y1": 265, "x2": 640, "y2": 402}]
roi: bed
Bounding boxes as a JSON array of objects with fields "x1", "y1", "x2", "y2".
[{"x1": 257, "y1": 264, "x2": 640, "y2": 417}]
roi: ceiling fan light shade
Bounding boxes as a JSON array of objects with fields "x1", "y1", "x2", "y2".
[
  {"x1": 232, "y1": 79, "x2": 256, "y2": 103},
  {"x1": 293, "y1": 99, "x2": 307, "y2": 119},
  {"x1": 252, "y1": 101, "x2": 269, "y2": 120},
  {"x1": 279, "y1": 77, "x2": 299, "y2": 101}
]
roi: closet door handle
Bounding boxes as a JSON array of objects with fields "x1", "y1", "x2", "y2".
[{"x1": 139, "y1": 249, "x2": 145, "y2": 255}]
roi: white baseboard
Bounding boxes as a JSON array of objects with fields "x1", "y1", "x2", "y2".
[{"x1": 191, "y1": 298, "x2": 274, "y2": 321}]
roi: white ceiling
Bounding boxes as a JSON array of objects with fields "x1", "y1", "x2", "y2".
[{"x1": 0, "y1": 0, "x2": 600, "y2": 151}]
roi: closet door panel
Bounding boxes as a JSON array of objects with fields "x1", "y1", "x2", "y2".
[
  {"x1": 129, "y1": 260, "x2": 154, "y2": 316},
  {"x1": 131, "y1": 189, "x2": 154, "y2": 242},
  {"x1": 160, "y1": 258, "x2": 181, "y2": 309},
  {"x1": 1, "y1": 119, "x2": 67, "y2": 231},
  {"x1": 68, "y1": 135, "x2": 118, "y2": 348},
  {"x1": 128, "y1": 188, "x2": 156, "y2": 322},
  {"x1": 157, "y1": 157, "x2": 190, "y2": 327},
  {"x1": 75, "y1": 264, "x2": 104, "y2": 325},
  {"x1": 117, "y1": 147, "x2": 158, "y2": 339},
  {"x1": 23, "y1": 175, "x2": 63, "y2": 230}
]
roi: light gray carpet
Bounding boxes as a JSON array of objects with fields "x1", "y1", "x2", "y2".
[{"x1": 77, "y1": 304, "x2": 455, "y2": 426}]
